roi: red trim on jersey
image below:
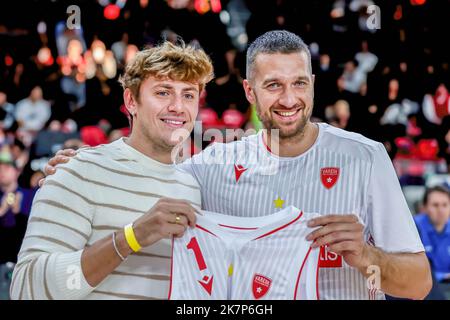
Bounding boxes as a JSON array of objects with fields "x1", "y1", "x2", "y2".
[
  {"x1": 196, "y1": 224, "x2": 218, "y2": 237},
  {"x1": 253, "y1": 211, "x2": 303, "y2": 241},
  {"x1": 262, "y1": 132, "x2": 272, "y2": 153},
  {"x1": 218, "y1": 224, "x2": 258, "y2": 230},
  {"x1": 294, "y1": 246, "x2": 312, "y2": 299},
  {"x1": 168, "y1": 237, "x2": 175, "y2": 299},
  {"x1": 315, "y1": 252, "x2": 320, "y2": 300}
]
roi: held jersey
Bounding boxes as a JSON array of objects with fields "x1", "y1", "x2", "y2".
[{"x1": 168, "y1": 206, "x2": 321, "y2": 300}]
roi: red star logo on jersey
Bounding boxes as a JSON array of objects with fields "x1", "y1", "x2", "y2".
[
  {"x1": 320, "y1": 167, "x2": 340, "y2": 189},
  {"x1": 252, "y1": 274, "x2": 272, "y2": 299},
  {"x1": 198, "y1": 275, "x2": 214, "y2": 295},
  {"x1": 234, "y1": 164, "x2": 248, "y2": 183}
]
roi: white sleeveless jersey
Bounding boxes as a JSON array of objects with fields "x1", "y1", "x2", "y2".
[{"x1": 169, "y1": 206, "x2": 321, "y2": 300}]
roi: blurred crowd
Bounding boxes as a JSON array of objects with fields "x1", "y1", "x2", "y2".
[{"x1": 0, "y1": 0, "x2": 449, "y2": 297}]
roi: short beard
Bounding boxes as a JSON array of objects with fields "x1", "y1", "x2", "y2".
[{"x1": 256, "y1": 99, "x2": 312, "y2": 142}]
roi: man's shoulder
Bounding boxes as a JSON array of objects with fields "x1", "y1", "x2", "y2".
[
  {"x1": 55, "y1": 141, "x2": 122, "y2": 173},
  {"x1": 319, "y1": 123, "x2": 383, "y2": 163},
  {"x1": 81, "y1": 138, "x2": 126, "y2": 157},
  {"x1": 414, "y1": 213, "x2": 431, "y2": 229},
  {"x1": 190, "y1": 134, "x2": 259, "y2": 163}
]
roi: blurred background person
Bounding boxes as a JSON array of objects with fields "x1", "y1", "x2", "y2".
[
  {"x1": 14, "y1": 86, "x2": 51, "y2": 138},
  {"x1": 415, "y1": 186, "x2": 450, "y2": 283},
  {"x1": 0, "y1": 147, "x2": 35, "y2": 264}
]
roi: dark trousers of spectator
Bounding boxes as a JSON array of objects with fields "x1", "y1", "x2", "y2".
[{"x1": 0, "y1": 227, "x2": 19, "y2": 264}]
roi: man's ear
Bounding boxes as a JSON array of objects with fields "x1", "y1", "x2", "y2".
[
  {"x1": 123, "y1": 88, "x2": 137, "y2": 116},
  {"x1": 243, "y1": 79, "x2": 256, "y2": 105}
]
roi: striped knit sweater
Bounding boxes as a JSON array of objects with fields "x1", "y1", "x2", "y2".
[{"x1": 10, "y1": 138, "x2": 201, "y2": 300}]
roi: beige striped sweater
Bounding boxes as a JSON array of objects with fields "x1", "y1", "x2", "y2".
[{"x1": 10, "y1": 138, "x2": 201, "y2": 300}]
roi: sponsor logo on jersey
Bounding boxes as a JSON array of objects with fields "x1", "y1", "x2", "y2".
[
  {"x1": 234, "y1": 164, "x2": 248, "y2": 183},
  {"x1": 198, "y1": 275, "x2": 214, "y2": 295},
  {"x1": 252, "y1": 274, "x2": 272, "y2": 299},
  {"x1": 318, "y1": 245, "x2": 343, "y2": 268},
  {"x1": 320, "y1": 167, "x2": 340, "y2": 189}
]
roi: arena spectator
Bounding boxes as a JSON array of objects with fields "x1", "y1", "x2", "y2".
[
  {"x1": 0, "y1": 148, "x2": 36, "y2": 263},
  {"x1": 14, "y1": 86, "x2": 51, "y2": 133},
  {"x1": 337, "y1": 59, "x2": 367, "y2": 94},
  {"x1": 355, "y1": 40, "x2": 378, "y2": 74},
  {"x1": 0, "y1": 90, "x2": 16, "y2": 131},
  {"x1": 415, "y1": 186, "x2": 450, "y2": 283}
]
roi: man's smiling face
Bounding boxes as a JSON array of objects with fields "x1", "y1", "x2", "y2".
[
  {"x1": 132, "y1": 76, "x2": 199, "y2": 151},
  {"x1": 244, "y1": 52, "x2": 315, "y2": 140}
]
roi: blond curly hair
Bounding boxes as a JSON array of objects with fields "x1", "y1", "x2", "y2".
[{"x1": 119, "y1": 41, "x2": 214, "y2": 102}]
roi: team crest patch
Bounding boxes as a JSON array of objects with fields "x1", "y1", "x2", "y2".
[
  {"x1": 252, "y1": 274, "x2": 272, "y2": 299},
  {"x1": 320, "y1": 167, "x2": 340, "y2": 189}
]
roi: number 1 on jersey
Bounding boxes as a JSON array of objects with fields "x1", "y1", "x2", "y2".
[{"x1": 186, "y1": 237, "x2": 207, "y2": 271}]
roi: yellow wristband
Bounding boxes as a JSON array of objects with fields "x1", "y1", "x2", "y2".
[{"x1": 124, "y1": 223, "x2": 142, "y2": 252}]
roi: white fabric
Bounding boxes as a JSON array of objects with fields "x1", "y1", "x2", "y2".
[
  {"x1": 180, "y1": 122, "x2": 424, "y2": 299},
  {"x1": 170, "y1": 206, "x2": 320, "y2": 300}
]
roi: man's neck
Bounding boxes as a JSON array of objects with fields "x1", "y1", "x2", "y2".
[
  {"x1": 266, "y1": 122, "x2": 319, "y2": 158},
  {"x1": 432, "y1": 221, "x2": 447, "y2": 234},
  {"x1": 125, "y1": 131, "x2": 174, "y2": 165}
]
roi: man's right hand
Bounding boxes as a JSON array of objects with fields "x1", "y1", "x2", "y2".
[
  {"x1": 39, "y1": 148, "x2": 77, "y2": 186},
  {"x1": 131, "y1": 197, "x2": 199, "y2": 248},
  {"x1": 81, "y1": 197, "x2": 200, "y2": 287}
]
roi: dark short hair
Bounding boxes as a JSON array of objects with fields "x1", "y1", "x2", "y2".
[
  {"x1": 246, "y1": 30, "x2": 312, "y2": 80},
  {"x1": 423, "y1": 185, "x2": 450, "y2": 205}
]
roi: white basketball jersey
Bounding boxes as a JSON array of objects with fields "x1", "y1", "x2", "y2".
[{"x1": 169, "y1": 206, "x2": 321, "y2": 300}]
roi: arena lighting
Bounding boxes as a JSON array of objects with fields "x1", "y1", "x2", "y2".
[
  {"x1": 116, "y1": 0, "x2": 127, "y2": 9},
  {"x1": 37, "y1": 21, "x2": 47, "y2": 34},
  {"x1": 125, "y1": 44, "x2": 138, "y2": 63},
  {"x1": 330, "y1": 7, "x2": 345, "y2": 19},
  {"x1": 84, "y1": 51, "x2": 97, "y2": 79},
  {"x1": 61, "y1": 63, "x2": 72, "y2": 76},
  {"x1": 67, "y1": 39, "x2": 84, "y2": 66},
  {"x1": 102, "y1": 50, "x2": 117, "y2": 79},
  {"x1": 194, "y1": 0, "x2": 221, "y2": 14},
  {"x1": 37, "y1": 47, "x2": 54, "y2": 66},
  {"x1": 4, "y1": 55, "x2": 13, "y2": 66},
  {"x1": 411, "y1": 0, "x2": 426, "y2": 6},
  {"x1": 75, "y1": 72, "x2": 86, "y2": 83},
  {"x1": 99, "y1": 0, "x2": 127, "y2": 8},
  {"x1": 168, "y1": 0, "x2": 190, "y2": 9},
  {"x1": 104, "y1": 4, "x2": 120, "y2": 20},
  {"x1": 219, "y1": 10, "x2": 230, "y2": 24},
  {"x1": 92, "y1": 39, "x2": 107, "y2": 64},
  {"x1": 394, "y1": 5, "x2": 402, "y2": 20},
  {"x1": 210, "y1": 0, "x2": 221, "y2": 13}
]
